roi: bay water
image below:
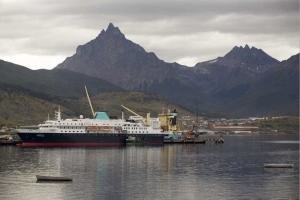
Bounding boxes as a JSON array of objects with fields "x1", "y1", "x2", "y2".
[{"x1": 0, "y1": 134, "x2": 298, "y2": 200}]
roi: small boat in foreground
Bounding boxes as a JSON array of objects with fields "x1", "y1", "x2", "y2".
[
  {"x1": 36, "y1": 175, "x2": 73, "y2": 181},
  {"x1": 264, "y1": 164, "x2": 294, "y2": 168}
]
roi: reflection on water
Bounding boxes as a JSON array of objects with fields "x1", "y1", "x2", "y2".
[{"x1": 0, "y1": 135, "x2": 298, "y2": 200}]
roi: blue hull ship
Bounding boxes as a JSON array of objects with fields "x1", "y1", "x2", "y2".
[
  {"x1": 17, "y1": 132, "x2": 127, "y2": 147},
  {"x1": 16, "y1": 108, "x2": 167, "y2": 147}
]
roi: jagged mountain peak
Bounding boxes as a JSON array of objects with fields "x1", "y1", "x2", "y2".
[
  {"x1": 107, "y1": 22, "x2": 116, "y2": 30},
  {"x1": 56, "y1": 23, "x2": 173, "y2": 89},
  {"x1": 105, "y1": 23, "x2": 123, "y2": 36},
  {"x1": 73, "y1": 23, "x2": 132, "y2": 57},
  {"x1": 107, "y1": 22, "x2": 119, "y2": 32},
  {"x1": 218, "y1": 44, "x2": 279, "y2": 70},
  {"x1": 230, "y1": 44, "x2": 261, "y2": 55},
  {"x1": 95, "y1": 23, "x2": 125, "y2": 40}
]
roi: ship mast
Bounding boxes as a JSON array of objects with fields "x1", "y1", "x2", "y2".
[
  {"x1": 84, "y1": 85, "x2": 96, "y2": 118},
  {"x1": 55, "y1": 106, "x2": 62, "y2": 121}
]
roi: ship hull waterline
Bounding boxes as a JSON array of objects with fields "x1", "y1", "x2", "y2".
[
  {"x1": 17, "y1": 132, "x2": 127, "y2": 147},
  {"x1": 16, "y1": 132, "x2": 167, "y2": 147}
]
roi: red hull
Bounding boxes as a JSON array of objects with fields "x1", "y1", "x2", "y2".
[{"x1": 18, "y1": 142, "x2": 125, "y2": 147}]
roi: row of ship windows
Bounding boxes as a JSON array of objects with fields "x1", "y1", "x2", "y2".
[
  {"x1": 128, "y1": 130, "x2": 149, "y2": 133},
  {"x1": 123, "y1": 127, "x2": 146, "y2": 130},
  {"x1": 123, "y1": 124, "x2": 139, "y2": 127},
  {"x1": 42, "y1": 126, "x2": 147, "y2": 131},
  {"x1": 47, "y1": 123, "x2": 116, "y2": 126},
  {"x1": 46, "y1": 123, "x2": 139, "y2": 127},
  {"x1": 60, "y1": 127, "x2": 84, "y2": 129},
  {"x1": 57, "y1": 130, "x2": 148, "y2": 134},
  {"x1": 41, "y1": 127, "x2": 86, "y2": 130},
  {"x1": 42, "y1": 126, "x2": 96, "y2": 129}
]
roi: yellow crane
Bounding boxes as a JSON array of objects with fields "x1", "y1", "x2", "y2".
[{"x1": 84, "y1": 85, "x2": 96, "y2": 118}]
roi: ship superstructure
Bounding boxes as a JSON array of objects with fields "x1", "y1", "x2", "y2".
[{"x1": 16, "y1": 108, "x2": 127, "y2": 147}]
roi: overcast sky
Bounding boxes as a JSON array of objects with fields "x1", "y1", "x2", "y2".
[{"x1": 0, "y1": 0, "x2": 299, "y2": 69}]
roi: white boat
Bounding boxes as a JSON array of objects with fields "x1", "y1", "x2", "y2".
[{"x1": 264, "y1": 163, "x2": 294, "y2": 168}]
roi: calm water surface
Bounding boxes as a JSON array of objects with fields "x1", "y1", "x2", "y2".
[{"x1": 0, "y1": 134, "x2": 298, "y2": 200}]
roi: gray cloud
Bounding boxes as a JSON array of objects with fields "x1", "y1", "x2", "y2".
[{"x1": 0, "y1": 0, "x2": 298, "y2": 69}]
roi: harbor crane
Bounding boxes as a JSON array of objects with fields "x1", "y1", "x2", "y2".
[{"x1": 121, "y1": 105, "x2": 150, "y2": 126}]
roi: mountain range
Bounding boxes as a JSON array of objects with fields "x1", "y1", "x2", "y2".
[
  {"x1": 57, "y1": 23, "x2": 299, "y2": 117},
  {"x1": 0, "y1": 23, "x2": 298, "y2": 126},
  {"x1": 0, "y1": 60, "x2": 189, "y2": 126}
]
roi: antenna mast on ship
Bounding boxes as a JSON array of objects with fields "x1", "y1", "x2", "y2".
[
  {"x1": 84, "y1": 85, "x2": 96, "y2": 118},
  {"x1": 55, "y1": 106, "x2": 62, "y2": 121}
]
